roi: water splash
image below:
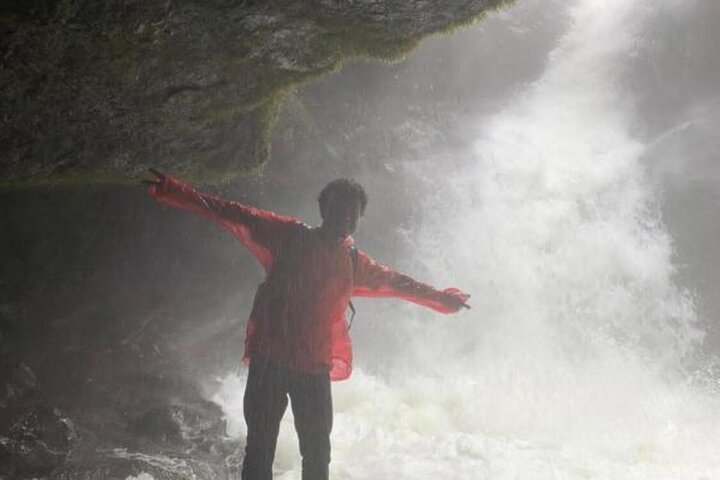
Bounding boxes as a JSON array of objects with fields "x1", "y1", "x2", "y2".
[{"x1": 215, "y1": 0, "x2": 720, "y2": 478}]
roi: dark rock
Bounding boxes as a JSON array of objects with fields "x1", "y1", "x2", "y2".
[
  {"x1": 132, "y1": 401, "x2": 226, "y2": 447},
  {"x1": 53, "y1": 448, "x2": 229, "y2": 480},
  {"x1": 0, "y1": 0, "x2": 513, "y2": 187},
  {"x1": 0, "y1": 302, "x2": 25, "y2": 333},
  {"x1": 52, "y1": 401, "x2": 237, "y2": 479},
  {"x1": 1, "y1": 363, "x2": 39, "y2": 404},
  {"x1": 0, "y1": 404, "x2": 76, "y2": 478}
]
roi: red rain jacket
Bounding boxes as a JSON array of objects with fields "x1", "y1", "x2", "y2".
[{"x1": 149, "y1": 176, "x2": 469, "y2": 380}]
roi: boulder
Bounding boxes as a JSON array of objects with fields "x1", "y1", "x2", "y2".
[
  {"x1": 0, "y1": 0, "x2": 512, "y2": 187},
  {"x1": 0, "y1": 404, "x2": 76, "y2": 478}
]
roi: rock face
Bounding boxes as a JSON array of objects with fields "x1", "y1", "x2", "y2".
[{"x1": 1, "y1": 0, "x2": 509, "y2": 187}]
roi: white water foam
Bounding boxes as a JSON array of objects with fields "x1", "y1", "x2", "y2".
[{"x1": 214, "y1": 0, "x2": 720, "y2": 478}]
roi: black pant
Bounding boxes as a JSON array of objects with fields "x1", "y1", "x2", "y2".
[{"x1": 241, "y1": 359, "x2": 333, "y2": 480}]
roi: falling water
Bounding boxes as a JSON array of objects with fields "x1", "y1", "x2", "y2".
[{"x1": 213, "y1": 1, "x2": 720, "y2": 478}]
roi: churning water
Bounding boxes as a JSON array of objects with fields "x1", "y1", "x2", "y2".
[{"x1": 212, "y1": 0, "x2": 720, "y2": 478}]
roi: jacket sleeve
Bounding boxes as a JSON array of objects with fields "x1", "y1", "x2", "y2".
[
  {"x1": 351, "y1": 250, "x2": 469, "y2": 313},
  {"x1": 148, "y1": 175, "x2": 298, "y2": 272}
]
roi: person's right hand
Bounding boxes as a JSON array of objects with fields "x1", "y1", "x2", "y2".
[{"x1": 142, "y1": 168, "x2": 168, "y2": 195}]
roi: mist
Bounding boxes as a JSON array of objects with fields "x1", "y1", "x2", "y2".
[
  {"x1": 213, "y1": 0, "x2": 720, "y2": 478},
  {"x1": 2, "y1": 0, "x2": 720, "y2": 478}
]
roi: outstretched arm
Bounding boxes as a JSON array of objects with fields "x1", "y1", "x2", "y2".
[
  {"x1": 352, "y1": 250, "x2": 470, "y2": 313},
  {"x1": 144, "y1": 169, "x2": 299, "y2": 271}
]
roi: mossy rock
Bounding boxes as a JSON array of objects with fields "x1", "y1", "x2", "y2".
[{"x1": 0, "y1": 0, "x2": 513, "y2": 188}]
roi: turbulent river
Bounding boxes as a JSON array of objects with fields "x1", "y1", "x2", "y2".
[{"x1": 204, "y1": 1, "x2": 720, "y2": 479}]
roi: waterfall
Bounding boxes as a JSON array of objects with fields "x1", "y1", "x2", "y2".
[{"x1": 214, "y1": 1, "x2": 720, "y2": 478}]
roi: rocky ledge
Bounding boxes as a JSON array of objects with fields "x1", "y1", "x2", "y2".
[{"x1": 1, "y1": 0, "x2": 509, "y2": 188}]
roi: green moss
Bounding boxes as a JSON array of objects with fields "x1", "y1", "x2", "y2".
[
  {"x1": 252, "y1": 90, "x2": 285, "y2": 166},
  {"x1": 310, "y1": 0, "x2": 516, "y2": 65},
  {"x1": 436, "y1": 0, "x2": 516, "y2": 35},
  {"x1": 107, "y1": 28, "x2": 140, "y2": 81},
  {"x1": 312, "y1": 21, "x2": 419, "y2": 64}
]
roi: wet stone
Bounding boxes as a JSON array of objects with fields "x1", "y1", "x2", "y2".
[
  {"x1": 132, "y1": 402, "x2": 227, "y2": 447},
  {"x1": 0, "y1": 404, "x2": 76, "y2": 478}
]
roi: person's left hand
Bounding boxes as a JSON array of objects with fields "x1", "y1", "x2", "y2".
[{"x1": 443, "y1": 288, "x2": 471, "y2": 312}]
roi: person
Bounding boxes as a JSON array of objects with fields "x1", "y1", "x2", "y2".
[{"x1": 144, "y1": 169, "x2": 470, "y2": 480}]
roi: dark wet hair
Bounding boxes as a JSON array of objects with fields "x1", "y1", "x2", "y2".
[{"x1": 318, "y1": 178, "x2": 368, "y2": 221}]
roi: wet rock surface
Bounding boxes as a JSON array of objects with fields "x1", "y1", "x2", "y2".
[
  {"x1": 51, "y1": 401, "x2": 239, "y2": 480},
  {"x1": 0, "y1": 404, "x2": 77, "y2": 479},
  {"x1": 1, "y1": 0, "x2": 509, "y2": 187}
]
